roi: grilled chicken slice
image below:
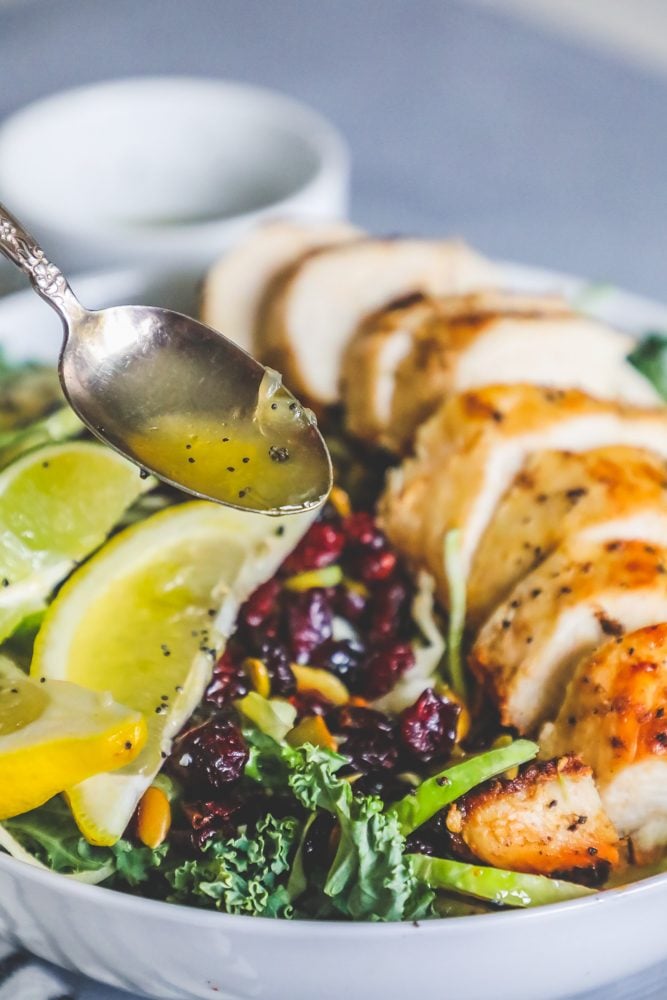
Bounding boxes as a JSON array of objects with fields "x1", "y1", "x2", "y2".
[
  {"x1": 259, "y1": 238, "x2": 500, "y2": 407},
  {"x1": 380, "y1": 385, "x2": 667, "y2": 609},
  {"x1": 541, "y1": 624, "x2": 667, "y2": 856},
  {"x1": 200, "y1": 220, "x2": 360, "y2": 353},
  {"x1": 470, "y1": 540, "x2": 667, "y2": 733},
  {"x1": 468, "y1": 446, "x2": 667, "y2": 625},
  {"x1": 341, "y1": 292, "x2": 436, "y2": 450},
  {"x1": 446, "y1": 755, "x2": 619, "y2": 878},
  {"x1": 342, "y1": 291, "x2": 658, "y2": 453}
]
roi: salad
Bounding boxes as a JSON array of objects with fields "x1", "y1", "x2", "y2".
[{"x1": 2, "y1": 222, "x2": 667, "y2": 924}]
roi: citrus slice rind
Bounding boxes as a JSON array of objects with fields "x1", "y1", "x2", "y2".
[
  {"x1": 32, "y1": 500, "x2": 318, "y2": 845},
  {"x1": 0, "y1": 657, "x2": 146, "y2": 820},
  {"x1": 0, "y1": 440, "x2": 154, "y2": 643}
]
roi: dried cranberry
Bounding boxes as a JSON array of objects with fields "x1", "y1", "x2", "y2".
[
  {"x1": 282, "y1": 521, "x2": 345, "y2": 574},
  {"x1": 352, "y1": 770, "x2": 408, "y2": 802},
  {"x1": 239, "y1": 578, "x2": 281, "y2": 629},
  {"x1": 399, "y1": 688, "x2": 460, "y2": 763},
  {"x1": 327, "y1": 704, "x2": 399, "y2": 773},
  {"x1": 205, "y1": 648, "x2": 248, "y2": 707},
  {"x1": 339, "y1": 729, "x2": 399, "y2": 773},
  {"x1": 355, "y1": 549, "x2": 397, "y2": 583},
  {"x1": 289, "y1": 689, "x2": 335, "y2": 719},
  {"x1": 405, "y1": 812, "x2": 453, "y2": 858},
  {"x1": 182, "y1": 798, "x2": 241, "y2": 850},
  {"x1": 257, "y1": 639, "x2": 296, "y2": 697},
  {"x1": 333, "y1": 583, "x2": 369, "y2": 623},
  {"x1": 362, "y1": 641, "x2": 415, "y2": 698},
  {"x1": 309, "y1": 638, "x2": 366, "y2": 690},
  {"x1": 327, "y1": 704, "x2": 395, "y2": 735},
  {"x1": 172, "y1": 718, "x2": 248, "y2": 791},
  {"x1": 283, "y1": 588, "x2": 333, "y2": 663},
  {"x1": 341, "y1": 513, "x2": 397, "y2": 582},
  {"x1": 342, "y1": 512, "x2": 385, "y2": 549},
  {"x1": 367, "y1": 577, "x2": 412, "y2": 643}
]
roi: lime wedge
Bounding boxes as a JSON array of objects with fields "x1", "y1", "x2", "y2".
[
  {"x1": 0, "y1": 440, "x2": 153, "y2": 643},
  {"x1": 0, "y1": 406, "x2": 83, "y2": 469},
  {"x1": 31, "y1": 500, "x2": 317, "y2": 845},
  {"x1": 0, "y1": 657, "x2": 146, "y2": 820}
]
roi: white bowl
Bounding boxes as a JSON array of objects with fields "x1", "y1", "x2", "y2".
[
  {"x1": 0, "y1": 78, "x2": 350, "y2": 273},
  {"x1": 2, "y1": 264, "x2": 667, "y2": 1000}
]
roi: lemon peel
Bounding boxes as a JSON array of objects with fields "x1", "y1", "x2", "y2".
[
  {"x1": 0, "y1": 657, "x2": 146, "y2": 820},
  {"x1": 31, "y1": 500, "x2": 317, "y2": 845}
]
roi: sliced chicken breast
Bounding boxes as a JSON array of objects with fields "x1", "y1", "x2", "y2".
[
  {"x1": 200, "y1": 220, "x2": 360, "y2": 353},
  {"x1": 380, "y1": 386, "x2": 667, "y2": 610},
  {"x1": 541, "y1": 624, "x2": 667, "y2": 857},
  {"x1": 341, "y1": 292, "x2": 436, "y2": 450},
  {"x1": 343, "y1": 291, "x2": 658, "y2": 453},
  {"x1": 446, "y1": 755, "x2": 619, "y2": 879},
  {"x1": 468, "y1": 446, "x2": 667, "y2": 625},
  {"x1": 259, "y1": 238, "x2": 500, "y2": 407},
  {"x1": 470, "y1": 540, "x2": 667, "y2": 733}
]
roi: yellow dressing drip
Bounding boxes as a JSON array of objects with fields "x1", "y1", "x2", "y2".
[{"x1": 126, "y1": 375, "x2": 330, "y2": 512}]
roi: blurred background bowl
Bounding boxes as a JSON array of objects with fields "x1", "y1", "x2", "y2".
[{"x1": 0, "y1": 76, "x2": 350, "y2": 273}]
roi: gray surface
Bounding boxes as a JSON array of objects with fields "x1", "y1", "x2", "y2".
[
  {"x1": 1, "y1": 2, "x2": 667, "y2": 997},
  {"x1": 0, "y1": 0, "x2": 666, "y2": 298}
]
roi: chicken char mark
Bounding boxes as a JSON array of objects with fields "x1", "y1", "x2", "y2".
[
  {"x1": 446, "y1": 755, "x2": 619, "y2": 883},
  {"x1": 541, "y1": 623, "x2": 667, "y2": 858}
]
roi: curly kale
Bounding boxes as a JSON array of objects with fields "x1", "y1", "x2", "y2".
[{"x1": 166, "y1": 814, "x2": 299, "y2": 918}]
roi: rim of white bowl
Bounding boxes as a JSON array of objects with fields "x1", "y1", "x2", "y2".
[
  {"x1": 0, "y1": 848, "x2": 666, "y2": 933},
  {"x1": 0, "y1": 76, "x2": 350, "y2": 243},
  {"x1": 1, "y1": 258, "x2": 667, "y2": 932}
]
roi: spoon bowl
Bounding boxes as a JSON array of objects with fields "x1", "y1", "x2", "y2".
[{"x1": 0, "y1": 202, "x2": 332, "y2": 513}]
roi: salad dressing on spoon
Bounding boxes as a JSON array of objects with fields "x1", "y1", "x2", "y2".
[{"x1": 0, "y1": 202, "x2": 331, "y2": 513}]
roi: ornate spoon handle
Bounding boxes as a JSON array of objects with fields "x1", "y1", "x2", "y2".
[{"x1": 0, "y1": 203, "x2": 84, "y2": 322}]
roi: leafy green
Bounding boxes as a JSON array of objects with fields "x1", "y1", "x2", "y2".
[
  {"x1": 388, "y1": 740, "x2": 538, "y2": 836},
  {"x1": 236, "y1": 691, "x2": 297, "y2": 742},
  {"x1": 2, "y1": 796, "x2": 113, "y2": 876},
  {"x1": 110, "y1": 838, "x2": 169, "y2": 888},
  {"x1": 2, "y1": 795, "x2": 296, "y2": 916},
  {"x1": 287, "y1": 812, "x2": 316, "y2": 902},
  {"x1": 628, "y1": 332, "x2": 667, "y2": 401},
  {"x1": 1, "y1": 796, "x2": 166, "y2": 885},
  {"x1": 0, "y1": 609, "x2": 46, "y2": 669},
  {"x1": 243, "y1": 733, "x2": 434, "y2": 920},
  {"x1": 410, "y1": 855, "x2": 595, "y2": 908},
  {"x1": 283, "y1": 743, "x2": 434, "y2": 920},
  {"x1": 0, "y1": 731, "x2": 576, "y2": 921},
  {"x1": 166, "y1": 815, "x2": 299, "y2": 918},
  {"x1": 243, "y1": 722, "x2": 295, "y2": 790}
]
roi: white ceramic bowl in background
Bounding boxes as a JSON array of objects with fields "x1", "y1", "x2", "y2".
[
  {"x1": 0, "y1": 77, "x2": 350, "y2": 274},
  {"x1": 2, "y1": 263, "x2": 667, "y2": 1000}
]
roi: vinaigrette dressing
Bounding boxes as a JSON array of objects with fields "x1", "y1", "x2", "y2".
[{"x1": 126, "y1": 370, "x2": 331, "y2": 513}]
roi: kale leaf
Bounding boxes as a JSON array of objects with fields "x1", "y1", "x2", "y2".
[
  {"x1": 628, "y1": 332, "x2": 667, "y2": 400},
  {"x1": 282, "y1": 743, "x2": 435, "y2": 921},
  {"x1": 166, "y1": 814, "x2": 299, "y2": 918}
]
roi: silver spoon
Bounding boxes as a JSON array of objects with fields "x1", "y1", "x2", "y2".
[{"x1": 0, "y1": 203, "x2": 332, "y2": 514}]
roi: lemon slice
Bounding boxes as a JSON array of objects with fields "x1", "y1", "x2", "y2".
[
  {"x1": 0, "y1": 657, "x2": 146, "y2": 820},
  {"x1": 31, "y1": 500, "x2": 317, "y2": 845},
  {"x1": 0, "y1": 440, "x2": 153, "y2": 643}
]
